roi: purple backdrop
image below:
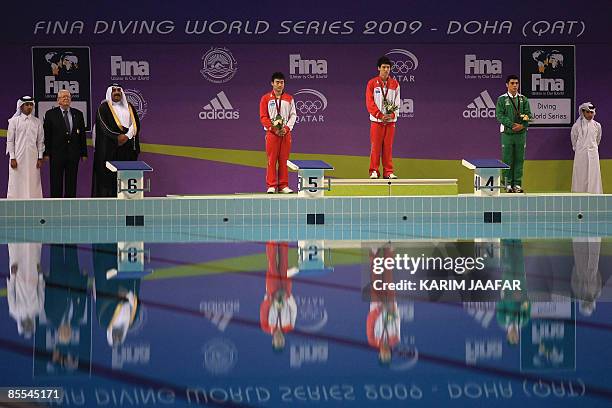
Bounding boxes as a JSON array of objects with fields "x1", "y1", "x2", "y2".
[{"x1": 1, "y1": 1, "x2": 610, "y2": 196}]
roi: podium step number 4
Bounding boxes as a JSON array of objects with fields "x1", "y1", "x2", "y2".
[{"x1": 462, "y1": 159, "x2": 510, "y2": 197}]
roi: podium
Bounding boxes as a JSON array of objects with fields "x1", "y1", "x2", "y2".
[
  {"x1": 287, "y1": 160, "x2": 334, "y2": 198},
  {"x1": 106, "y1": 161, "x2": 153, "y2": 199},
  {"x1": 462, "y1": 159, "x2": 510, "y2": 196}
]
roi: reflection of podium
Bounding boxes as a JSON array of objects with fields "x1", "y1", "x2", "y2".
[
  {"x1": 287, "y1": 160, "x2": 334, "y2": 198},
  {"x1": 107, "y1": 242, "x2": 153, "y2": 279},
  {"x1": 106, "y1": 161, "x2": 153, "y2": 199},
  {"x1": 462, "y1": 159, "x2": 510, "y2": 196},
  {"x1": 297, "y1": 240, "x2": 334, "y2": 276}
]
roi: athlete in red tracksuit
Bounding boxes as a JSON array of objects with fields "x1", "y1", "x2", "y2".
[
  {"x1": 366, "y1": 56, "x2": 401, "y2": 179},
  {"x1": 259, "y1": 72, "x2": 297, "y2": 194}
]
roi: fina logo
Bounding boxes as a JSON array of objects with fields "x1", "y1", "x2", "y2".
[
  {"x1": 385, "y1": 48, "x2": 418, "y2": 83},
  {"x1": 200, "y1": 47, "x2": 238, "y2": 84},
  {"x1": 294, "y1": 88, "x2": 327, "y2": 123},
  {"x1": 199, "y1": 91, "x2": 239, "y2": 120},
  {"x1": 202, "y1": 338, "x2": 238, "y2": 375},
  {"x1": 111, "y1": 56, "x2": 150, "y2": 81},
  {"x1": 289, "y1": 54, "x2": 328, "y2": 79},
  {"x1": 463, "y1": 90, "x2": 496, "y2": 119},
  {"x1": 398, "y1": 98, "x2": 415, "y2": 118},
  {"x1": 123, "y1": 88, "x2": 148, "y2": 120},
  {"x1": 464, "y1": 54, "x2": 502, "y2": 79}
]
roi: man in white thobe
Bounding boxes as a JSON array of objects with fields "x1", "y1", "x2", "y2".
[
  {"x1": 6, "y1": 96, "x2": 45, "y2": 199},
  {"x1": 571, "y1": 102, "x2": 602, "y2": 194}
]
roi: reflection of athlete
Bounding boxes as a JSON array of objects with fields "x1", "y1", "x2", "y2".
[
  {"x1": 260, "y1": 242, "x2": 297, "y2": 351},
  {"x1": 367, "y1": 246, "x2": 401, "y2": 364},
  {"x1": 496, "y1": 239, "x2": 530, "y2": 345}
]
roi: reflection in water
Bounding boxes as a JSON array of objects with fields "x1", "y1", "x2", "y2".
[
  {"x1": 93, "y1": 243, "x2": 143, "y2": 347},
  {"x1": 572, "y1": 237, "x2": 603, "y2": 316},
  {"x1": 260, "y1": 242, "x2": 297, "y2": 351},
  {"x1": 35, "y1": 244, "x2": 90, "y2": 376},
  {"x1": 7, "y1": 243, "x2": 43, "y2": 339},
  {"x1": 367, "y1": 244, "x2": 401, "y2": 365},
  {"x1": 0, "y1": 238, "x2": 610, "y2": 407},
  {"x1": 496, "y1": 239, "x2": 530, "y2": 345}
]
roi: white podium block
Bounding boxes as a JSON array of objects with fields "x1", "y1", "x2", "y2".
[
  {"x1": 287, "y1": 160, "x2": 334, "y2": 198},
  {"x1": 462, "y1": 159, "x2": 510, "y2": 197},
  {"x1": 106, "y1": 161, "x2": 153, "y2": 199}
]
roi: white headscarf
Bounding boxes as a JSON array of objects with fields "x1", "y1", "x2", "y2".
[
  {"x1": 10, "y1": 96, "x2": 34, "y2": 119},
  {"x1": 577, "y1": 102, "x2": 596, "y2": 121},
  {"x1": 105, "y1": 84, "x2": 128, "y2": 109}
]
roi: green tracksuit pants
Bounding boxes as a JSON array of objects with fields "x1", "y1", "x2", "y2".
[{"x1": 501, "y1": 132, "x2": 526, "y2": 187}]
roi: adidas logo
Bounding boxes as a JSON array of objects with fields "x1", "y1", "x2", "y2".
[
  {"x1": 199, "y1": 91, "x2": 239, "y2": 120},
  {"x1": 463, "y1": 90, "x2": 496, "y2": 119}
]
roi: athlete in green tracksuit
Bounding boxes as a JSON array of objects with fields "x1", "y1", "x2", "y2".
[{"x1": 495, "y1": 75, "x2": 532, "y2": 193}]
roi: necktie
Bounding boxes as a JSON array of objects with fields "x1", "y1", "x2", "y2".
[{"x1": 63, "y1": 110, "x2": 71, "y2": 133}]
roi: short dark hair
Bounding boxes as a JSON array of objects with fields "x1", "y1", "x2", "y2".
[
  {"x1": 377, "y1": 56, "x2": 391, "y2": 67},
  {"x1": 506, "y1": 74, "x2": 519, "y2": 83},
  {"x1": 271, "y1": 72, "x2": 285, "y2": 82}
]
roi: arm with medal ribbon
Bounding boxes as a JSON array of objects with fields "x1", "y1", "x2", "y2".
[
  {"x1": 381, "y1": 80, "x2": 398, "y2": 123},
  {"x1": 272, "y1": 95, "x2": 287, "y2": 136},
  {"x1": 510, "y1": 95, "x2": 531, "y2": 133}
]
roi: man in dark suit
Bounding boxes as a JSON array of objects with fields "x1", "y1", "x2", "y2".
[{"x1": 43, "y1": 90, "x2": 87, "y2": 198}]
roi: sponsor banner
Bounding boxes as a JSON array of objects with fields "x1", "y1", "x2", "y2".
[
  {"x1": 464, "y1": 54, "x2": 502, "y2": 80},
  {"x1": 32, "y1": 46, "x2": 92, "y2": 130},
  {"x1": 289, "y1": 54, "x2": 328, "y2": 79},
  {"x1": 110, "y1": 55, "x2": 150, "y2": 81},
  {"x1": 199, "y1": 91, "x2": 239, "y2": 120},
  {"x1": 294, "y1": 88, "x2": 327, "y2": 124},
  {"x1": 520, "y1": 45, "x2": 575, "y2": 127},
  {"x1": 200, "y1": 47, "x2": 238, "y2": 84},
  {"x1": 463, "y1": 90, "x2": 497, "y2": 119}
]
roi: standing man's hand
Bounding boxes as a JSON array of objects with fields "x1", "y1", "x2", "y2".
[
  {"x1": 118, "y1": 134, "x2": 128, "y2": 145},
  {"x1": 43, "y1": 156, "x2": 49, "y2": 162},
  {"x1": 10, "y1": 159, "x2": 17, "y2": 169},
  {"x1": 279, "y1": 127, "x2": 287, "y2": 137},
  {"x1": 511, "y1": 123, "x2": 524, "y2": 132},
  {"x1": 36, "y1": 159, "x2": 43, "y2": 169},
  {"x1": 382, "y1": 114, "x2": 392, "y2": 123}
]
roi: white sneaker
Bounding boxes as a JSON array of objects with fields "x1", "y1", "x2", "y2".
[
  {"x1": 266, "y1": 187, "x2": 276, "y2": 194},
  {"x1": 505, "y1": 185, "x2": 513, "y2": 193},
  {"x1": 370, "y1": 171, "x2": 378, "y2": 179},
  {"x1": 280, "y1": 187, "x2": 293, "y2": 194},
  {"x1": 387, "y1": 173, "x2": 398, "y2": 179}
]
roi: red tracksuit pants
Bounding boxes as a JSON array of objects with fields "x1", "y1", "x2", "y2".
[
  {"x1": 266, "y1": 132, "x2": 291, "y2": 189},
  {"x1": 369, "y1": 122, "x2": 395, "y2": 177}
]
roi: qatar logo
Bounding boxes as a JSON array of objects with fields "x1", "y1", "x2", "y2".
[
  {"x1": 123, "y1": 88, "x2": 148, "y2": 120},
  {"x1": 294, "y1": 88, "x2": 327, "y2": 124},
  {"x1": 202, "y1": 338, "x2": 238, "y2": 375},
  {"x1": 200, "y1": 47, "x2": 238, "y2": 84},
  {"x1": 385, "y1": 49, "x2": 418, "y2": 82}
]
